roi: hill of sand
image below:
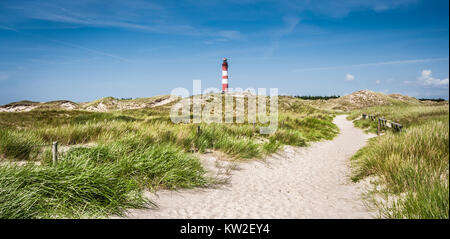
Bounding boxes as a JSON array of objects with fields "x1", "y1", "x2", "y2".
[
  {"x1": 307, "y1": 90, "x2": 426, "y2": 111},
  {"x1": 1, "y1": 91, "x2": 445, "y2": 113},
  {"x1": 0, "y1": 100, "x2": 42, "y2": 112},
  {"x1": 80, "y1": 95, "x2": 176, "y2": 112},
  {"x1": 0, "y1": 95, "x2": 176, "y2": 112}
]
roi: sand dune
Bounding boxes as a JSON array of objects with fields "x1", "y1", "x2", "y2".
[{"x1": 120, "y1": 115, "x2": 376, "y2": 219}]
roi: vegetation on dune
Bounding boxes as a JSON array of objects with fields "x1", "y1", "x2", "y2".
[
  {"x1": 0, "y1": 100, "x2": 41, "y2": 108},
  {"x1": 350, "y1": 103, "x2": 449, "y2": 218},
  {"x1": 0, "y1": 95, "x2": 173, "y2": 112},
  {"x1": 0, "y1": 139, "x2": 208, "y2": 219},
  {"x1": 0, "y1": 161, "x2": 147, "y2": 219},
  {"x1": 1, "y1": 90, "x2": 447, "y2": 219},
  {"x1": 1, "y1": 91, "x2": 447, "y2": 219},
  {"x1": 418, "y1": 98, "x2": 446, "y2": 102},
  {"x1": 0, "y1": 129, "x2": 43, "y2": 160},
  {"x1": 348, "y1": 104, "x2": 448, "y2": 133},
  {"x1": 0, "y1": 95, "x2": 339, "y2": 218},
  {"x1": 304, "y1": 90, "x2": 429, "y2": 112},
  {"x1": 293, "y1": 95, "x2": 340, "y2": 100},
  {"x1": 59, "y1": 139, "x2": 208, "y2": 190}
]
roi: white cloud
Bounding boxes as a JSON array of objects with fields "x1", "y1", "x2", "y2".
[
  {"x1": 345, "y1": 73, "x2": 355, "y2": 81},
  {"x1": 376, "y1": 80, "x2": 380, "y2": 84},
  {"x1": 417, "y1": 70, "x2": 449, "y2": 88},
  {"x1": 0, "y1": 72, "x2": 8, "y2": 81}
]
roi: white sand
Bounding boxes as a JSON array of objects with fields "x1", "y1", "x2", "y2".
[
  {"x1": 121, "y1": 115, "x2": 376, "y2": 219},
  {"x1": 0, "y1": 105, "x2": 37, "y2": 112},
  {"x1": 151, "y1": 97, "x2": 176, "y2": 107}
]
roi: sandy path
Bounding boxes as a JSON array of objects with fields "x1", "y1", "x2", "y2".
[{"x1": 122, "y1": 115, "x2": 375, "y2": 219}]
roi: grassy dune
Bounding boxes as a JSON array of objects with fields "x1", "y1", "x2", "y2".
[
  {"x1": 349, "y1": 104, "x2": 449, "y2": 218},
  {"x1": 3, "y1": 91, "x2": 445, "y2": 219},
  {"x1": 0, "y1": 95, "x2": 338, "y2": 218},
  {"x1": 348, "y1": 103, "x2": 448, "y2": 133}
]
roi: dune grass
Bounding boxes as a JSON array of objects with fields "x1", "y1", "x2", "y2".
[
  {"x1": 0, "y1": 96, "x2": 339, "y2": 218},
  {"x1": 348, "y1": 104, "x2": 448, "y2": 132},
  {"x1": 0, "y1": 129, "x2": 43, "y2": 160},
  {"x1": 0, "y1": 160, "x2": 147, "y2": 219},
  {"x1": 0, "y1": 96, "x2": 338, "y2": 160},
  {"x1": 0, "y1": 139, "x2": 208, "y2": 218},
  {"x1": 350, "y1": 104, "x2": 449, "y2": 218}
]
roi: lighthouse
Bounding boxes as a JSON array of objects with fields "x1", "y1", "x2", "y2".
[{"x1": 222, "y1": 58, "x2": 228, "y2": 92}]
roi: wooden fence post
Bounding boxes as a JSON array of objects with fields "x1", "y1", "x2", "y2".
[
  {"x1": 377, "y1": 119, "x2": 381, "y2": 136},
  {"x1": 52, "y1": 141, "x2": 58, "y2": 166},
  {"x1": 197, "y1": 125, "x2": 201, "y2": 135}
]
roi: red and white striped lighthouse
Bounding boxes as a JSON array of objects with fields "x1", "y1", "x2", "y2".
[{"x1": 222, "y1": 58, "x2": 228, "y2": 92}]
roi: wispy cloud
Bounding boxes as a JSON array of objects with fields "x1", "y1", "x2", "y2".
[
  {"x1": 1, "y1": 0, "x2": 164, "y2": 27},
  {"x1": 293, "y1": 57, "x2": 449, "y2": 72},
  {"x1": 281, "y1": 0, "x2": 418, "y2": 18},
  {"x1": 264, "y1": 15, "x2": 300, "y2": 57},
  {"x1": 203, "y1": 30, "x2": 246, "y2": 45},
  {"x1": 0, "y1": 0, "x2": 244, "y2": 42},
  {"x1": 345, "y1": 73, "x2": 355, "y2": 81},
  {"x1": 217, "y1": 30, "x2": 245, "y2": 40},
  {"x1": 0, "y1": 0, "x2": 420, "y2": 47},
  {"x1": 1, "y1": 26, "x2": 132, "y2": 62},
  {"x1": 29, "y1": 56, "x2": 102, "y2": 65},
  {"x1": 45, "y1": 37, "x2": 132, "y2": 62}
]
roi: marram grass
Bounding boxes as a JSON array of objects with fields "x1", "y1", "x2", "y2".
[
  {"x1": 351, "y1": 118, "x2": 449, "y2": 219},
  {"x1": 0, "y1": 141, "x2": 208, "y2": 218}
]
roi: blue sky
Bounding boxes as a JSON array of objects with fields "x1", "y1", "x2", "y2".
[{"x1": 0, "y1": 0, "x2": 448, "y2": 104}]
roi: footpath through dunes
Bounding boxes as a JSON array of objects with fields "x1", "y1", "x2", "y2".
[{"x1": 120, "y1": 115, "x2": 376, "y2": 219}]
